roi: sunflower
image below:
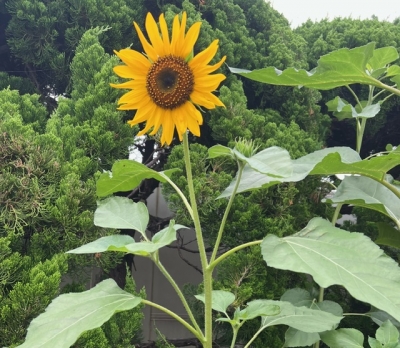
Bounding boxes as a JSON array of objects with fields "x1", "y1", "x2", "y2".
[{"x1": 111, "y1": 12, "x2": 226, "y2": 145}]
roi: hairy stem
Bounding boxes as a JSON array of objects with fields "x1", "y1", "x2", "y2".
[
  {"x1": 209, "y1": 240, "x2": 262, "y2": 271},
  {"x1": 182, "y1": 133, "x2": 212, "y2": 347},
  {"x1": 142, "y1": 299, "x2": 204, "y2": 341},
  {"x1": 210, "y1": 162, "x2": 245, "y2": 263},
  {"x1": 153, "y1": 254, "x2": 203, "y2": 335}
]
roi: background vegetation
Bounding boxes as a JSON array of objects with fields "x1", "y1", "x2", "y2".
[{"x1": 1, "y1": 0, "x2": 398, "y2": 346}]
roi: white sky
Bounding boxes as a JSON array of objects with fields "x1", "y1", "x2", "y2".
[{"x1": 269, "y1": 0, "x2": 400, "y2": 28}]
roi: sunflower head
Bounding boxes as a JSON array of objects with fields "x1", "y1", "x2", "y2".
[{"x1": 111, "y1": 12, "x2": 226, "y2": 145}]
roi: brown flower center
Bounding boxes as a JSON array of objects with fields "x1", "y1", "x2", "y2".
[{"x1": 146, "y1": 56, "x2": 194, "y2": 110}]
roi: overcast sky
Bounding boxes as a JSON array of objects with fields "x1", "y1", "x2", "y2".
[{"x1": 269, "y1": 0, "x2": 400, "y2": 28}]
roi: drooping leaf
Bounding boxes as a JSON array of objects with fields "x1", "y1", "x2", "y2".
[
  {"x1": 284, "y1": 327, "x2": 320, "y2": 347},
  {"x1": 320, "y1": 328, "x2": 364, "y2": 348},
  {"x1": 94, "y1": 196, "x2": 149, "y2": 234},
  {"x1": 67, "y1": 235, "x2": 135, "y2": 254},
  {"x1": 375, "y1": 223, "x2": 400, "y2": 249},
  {"x1": 323, "y1": 176, "x2": 400, "y2": 224},
  {"x1": 96, "y1": 159, "x2": 177, "y2": 197},
  {"x1": 370, "y1": 309, "x2": 400, "y2": 330},
  {"x1": 261, "y1": 217, "x2": 400, "y2": 323},
  {"x1": 17, "y1": 279, "x2": 141, "y2": 348},
  {"x1": 195, "y1": 290, "x2": 235, "y2": 313},
  {"x1": 220, "y1": 147, "x2": 360, "y2": 197},
  {"x1": 260, "y1": 301, "x2": 342, "y2": 332},
  {"x1": 230, "y1": 43, "x2": 379, "y2": 90},
  {"x1": 68, "y1": 221, "x2": 182, "y2": 256}
]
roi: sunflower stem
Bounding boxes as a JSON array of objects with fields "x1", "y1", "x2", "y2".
[
  {"x1": 210, "y1": 161, "x2": 244, "y2": 263},
  {"x1": 151, "y1": 253, "x2": 204, "y2": 337},
  {"x1": 182, "y1": 132, "x2": 212, "y2": 347}
]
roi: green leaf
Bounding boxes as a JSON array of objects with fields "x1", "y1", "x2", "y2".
[
  {"x1": 261, "y1": 217, "x2": 400, "y2": 323},
  {"x1": 284, "y1": 327, "x2": 320, "y2": 347},
  {"x1": 68, "y1": 221, "x2": 181, "y2": 256},
  {"x1": 281, "y1": 288, "x2": 312, "y2": 307},
  {"x1": 376, "y1": 320, "x2": 399, "y2": 345},
  {"x1": 320, "y1": 328, "x2": 364, "y2": 348},
  {"x1": 368, "y1": 337, "x2": 383, "y2": 348},
  {"x1": 121, "y1": 221, "x2": 179, "y2": 256},
  {"x1": 94, "y1": 196, "x2": 149, "y2": 235},
  {"x1": 387, "y1": 65, "x2": 400, "y2": 77},
  {"x1": 17, "y1": 279, "x2": 141, "y2": 348},
  {"x1": 96, "y1": 160, "x2": 176, "y2": 197},
  {"x1": 368, "y1": 47, "x2": 399, "y2": 71},
  {"x1": 195, "y1": 290, "x2": 235, "y2": 313},
  {"x1": 230, "y1": 43, "x2": 379, "y2": 90},
  {"x1": 208, "y1": 144, "x2": 233, "y2": 159},
  {"x1": 241, "y1": 146, "x2": 293, "y2": 177},
  {"x1": 260, "y1": 301, "x2": 342, "y2": 332},
  {"x1": 326, "y1": 96, "x2": 354, "y2": 120},
  {"x1": 375, "y1": 223, "x2": 400, "y2": 249},
  {"x1": 238, "y1": 300, "x2": 280, "y2": 320},
  {"x1": 220, "y1": 147, "x2": 361, "y2": 197},
  {"x1": 323, "y1": 176, "x2": 400, "y2": 223},
  {"x1": 370, "y1": 310, "x2": 400, "y2": 329},
  {"x1": 67, "y1": 235, "x2": 135, "y2": 254}
]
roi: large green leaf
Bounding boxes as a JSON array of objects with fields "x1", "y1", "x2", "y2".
[
  {"x1": 260, "y1": 301, "x2": 342, "y2": 332},
  {"x1": 280, "y1": 288, "x2": 343, "y2": 347},
  {"x1": 209, "y1": 145, "x2": 293, "y2": 177},
  {"x1": 237, "y1": 300, "x2": 280, "y2": 320},
  {"x1": 220, "y1": 146, "x2": 400, "y2": 197},
  {"x1": 375, "y1": 223, "x2": 400, "y2": 249},
  {"x1": 67, "y1": 235, "x2": 135, "y2": 254},
  {"x1": 320, "y1": 328, "x2": 364, "y2": 348},
  {"x1": 17, "y1": 279, "x2": 141, "y2": 348},
  {"x1": 96, "y1": 159, "x2": 177, "y2": 197},
  {"x1": 230, "y1": 43, "x2": 382, "y2": 90},
  {"x1": 323, "y1": 176, "x2": 400, "y2": 224},
  {"x1": 261, "y1": 217, "x2": 400, "y2": 323},
  {"x1": 94, "y1": 196, "x2": 149, "y2": 235},
  {"x1": 284, "y1": 328, "x2": 320, "y2": 347}
]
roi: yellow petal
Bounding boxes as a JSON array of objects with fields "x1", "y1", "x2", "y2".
[
  {"x1": 195, "y1": 74, "x2": 226, "y2": 90},
  {"x1": 190, "y1": 40, "x2": 219, "y2": 69},
  {"x1": 181, "y1": 22, "x2": 201, "y2": 58},
  {"x1": 161, "y1": 109, "x2": 175, "y2": 145},
  {"x1": 134, "y1": 19, "x2": 158, "y2": 62},
  {"x1": 159, "y1": 14, "x2": 171, "y2": 55},
  {"x1": 191, "y1": 56, "x2": 226, "y2": 76},
  {"x1": 145, "y1": 13, "x2": 165, "y2": 57},
  {"x1": 114, "y1": 49, "x2": 151, "y2": 70}
]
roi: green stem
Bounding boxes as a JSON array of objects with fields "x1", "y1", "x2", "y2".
[
  {"x1": 153, "y1": 254, "x2": 203, "y2": 336},
  {"x1": 244, "y1": 327, "x2": 264, "y2": 348},
  {"x1": 314, "y1": 203, "x2": 342, "y2": 348},
  {"x1": 376, "y1": 80, "x2": 400, "y2": 97},
  {"x1": 209, "y1": 240, "x2": 262, "y2": 271},
  {"x1": 346, "y1": 85, "x2": 362, "y2": 108},
  {"x1": 142, "y1": 299, "x2": 204, "y2": 342},
  {"x1": 182, "y1": 132, "x2": 212, "y2": 347},
  {"x1": 230, "y1": 327, "x2": 239, "y2": 348},
  {"x1": 162, "y1": 174, "x2": 194, "y2": 221},
  {"x1": 210, "y1": 162, "x2": 245, "y2": 263}
]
